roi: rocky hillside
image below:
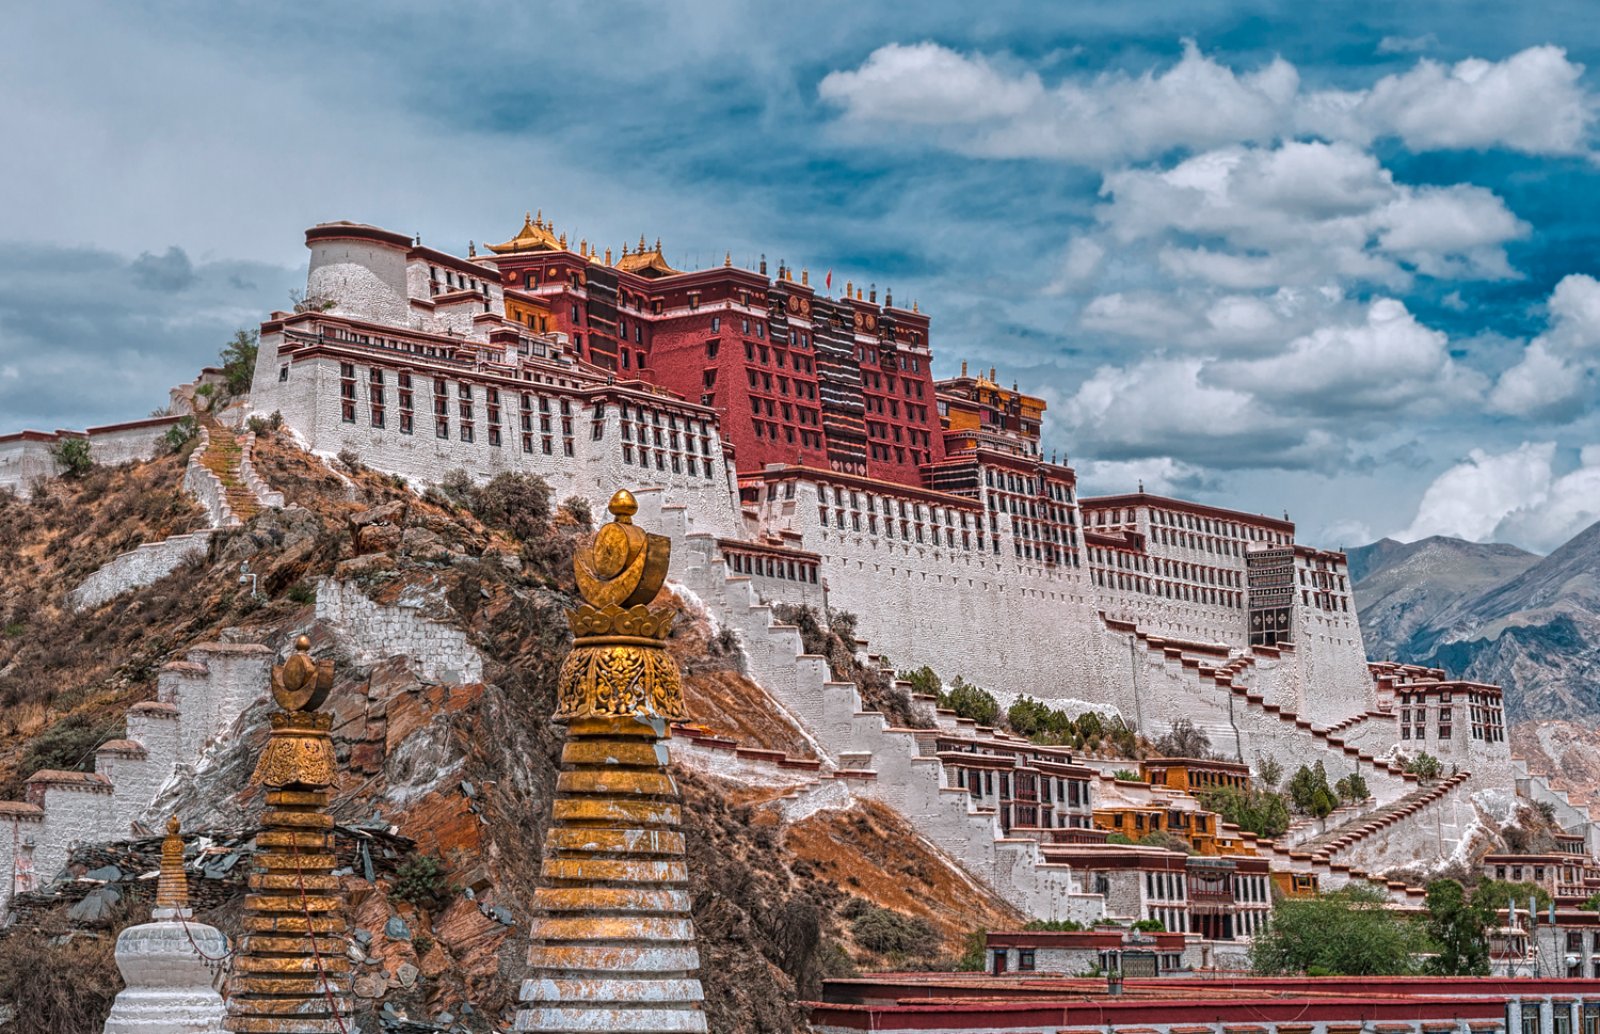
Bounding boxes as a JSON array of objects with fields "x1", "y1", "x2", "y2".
[
  {"x1": 1347, "y1": 536, "x2": 1540, "y2": 662},
  {"x1": 0, "y1": 431, "x2": 1019, "y2": 1034}
]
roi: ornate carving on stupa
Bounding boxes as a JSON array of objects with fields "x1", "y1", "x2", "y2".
[
  {"x1": 516, "y1": 490, "x2": 708, "y2": 1033},
  {"x1": 224, "y1": 636, "x2": 350, "y2": 1034},
  {"x1": 103, "y1": 816, "x2": 228, "y2": 1034}
]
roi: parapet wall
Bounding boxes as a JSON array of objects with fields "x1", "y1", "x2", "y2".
[{"x1": 0, "y1": 417, "x2": 181, "y2": 492}]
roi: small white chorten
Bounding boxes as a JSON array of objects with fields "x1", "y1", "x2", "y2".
[{"x1": 103, "y1": 816, "x2": 229, "y2": 1034}]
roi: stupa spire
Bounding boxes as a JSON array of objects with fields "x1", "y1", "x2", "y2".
[{"x1": 515, "y1": 490, "x2": 706, "y2": 1033}]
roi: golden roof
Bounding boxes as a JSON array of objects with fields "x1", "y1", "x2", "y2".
[
  {"x1": 614, "y1": 235, "x2": 681, "y2": 278},
  {"x1": 487, "y1": 210, "x2": 564, "y2": 254}
]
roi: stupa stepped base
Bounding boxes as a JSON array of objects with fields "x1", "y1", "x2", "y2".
[{"x1": 515, "y1": 715, "x2": 707, "y2": 1034}]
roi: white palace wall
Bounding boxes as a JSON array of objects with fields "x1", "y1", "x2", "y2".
[
  {"x1": 249, "y1": 348, "x2": 742, "y2": 539},
  {"x1": 744, "y1": 479, "x2": 1121, "y2": 702}
]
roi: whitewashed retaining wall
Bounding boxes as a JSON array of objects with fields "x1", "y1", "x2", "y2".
[
  {"x1": 69, "y1": 531, "x2": 214, "y2": 611},
  {"x1": 0, "y1": 643, "x2": 272, "y2": 913},
  {"x1": 315, "y1": 577, "x2": 484, "y2": 684}
]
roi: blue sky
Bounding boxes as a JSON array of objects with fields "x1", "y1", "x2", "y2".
[{"x1": 3, "y1": 1, "x2": 1599, "y2": 552}]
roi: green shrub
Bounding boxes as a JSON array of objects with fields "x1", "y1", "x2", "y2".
[
  {"x1": 558, "y1": 495, "x2": 593, "y2": 529},
  {"x1": 286, "y1": 581, "x2": 317, "y2": 605},
  {"x1": 899, "y1": 665, "x2": 941, "y2": 697},
  {"x1": 1198, "y1": 784, "x2": 1292, "y2": 839},
  {"x1": 391, "y1": 853, "x2": 452, "y2": 911},
  {"x1": 1406, "y1": 753, "x2": 1444, "y2": 780},
  {"x1": 52, "y1": 437, "x2": 93, "y2": 478},
  {"x1": 850, "y1": 905, "x2": 940, "y2": 959},
  {"x1": 938, "y1": 677, "x2": 999, "y2": 727},
  {"x1": 161, "y1": 416, "x2": 198, "y2": 454}
]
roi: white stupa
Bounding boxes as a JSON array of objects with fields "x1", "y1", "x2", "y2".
[{"x1": 103, "y1": 816, "x2": 229, "y2": 1034}]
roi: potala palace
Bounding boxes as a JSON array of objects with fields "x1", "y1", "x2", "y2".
[{"x1": 4, "y1": 215, "x2": 1599, "y2": 1028}]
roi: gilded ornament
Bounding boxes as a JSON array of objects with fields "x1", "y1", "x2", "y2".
[
  {"x1": 271, "y1": 635, "x2": 334, "y2": 712},
  {"x1": 560, "y1": 489, "x2": 686, "y2": 722}
]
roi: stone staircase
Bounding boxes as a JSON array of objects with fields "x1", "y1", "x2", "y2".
[
  {"x1": 1103, "y1": 617, "x2": 1418, "y2": 806},
  {"x1": 1296, "y1": 772, "x2": 1474, "y2": 862},
  {"x1": 71, "y1": 425, "x2": 284, "y2": 611}
]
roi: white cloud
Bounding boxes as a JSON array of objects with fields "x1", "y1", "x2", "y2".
[
  {"x1": 1302, "y1": 46, "x2": 1595, "y2": 156},
  {"x1": 1077, "y1": 456, "x2": 1209, "y2": 496},
  {"x1": 1399, "y1": 442, "x2": 1559, "y2": 543},
  {"x1": 1399, "y1": 442, "x2": 1600, "y2": 551},
  {"x1": 1221, "y1": 297, "x2": 1486, "y2": 413},
  {"x1": 821, "y1": 40, "x2": 1298, "y2": 164},
  {"x1": 822, "y1": 42, "x2": 1596, "y2": 164},
  {"x1": 1490, "y1": 274, "x2": 1600, "y2": 420},
  {"x1": 1085, "y1": 141, "x2": 1527, "y2": 296},
  {"x1": 1377, "y1": 34, "x2": 1437, "y2": 55}
]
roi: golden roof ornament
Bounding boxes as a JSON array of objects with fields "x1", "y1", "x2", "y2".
[{"x1": 557, "y1": 490, "x2": 684, "y2": 721}]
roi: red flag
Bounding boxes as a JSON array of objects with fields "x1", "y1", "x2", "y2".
[{"x1": 825, "y1": 270, "x2": 832, "y2": 290}]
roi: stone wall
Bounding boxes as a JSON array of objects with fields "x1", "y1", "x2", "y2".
[
  {"x1": 315, "y1": 578, "x2": 484, "y2": 684},
  {"x1": 0, "y1": 643, "x2": 273, "y2": 914},
  {"x1": 0, "y1": 418, "x2": 180, "y2": 492},
  {"x1": 69, "y1": 531, "x2": 214, "y2": 611}
]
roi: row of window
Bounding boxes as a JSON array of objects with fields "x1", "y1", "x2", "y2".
[{"x1": 724, "y1": 551, "x2": 820, "y2": 584}]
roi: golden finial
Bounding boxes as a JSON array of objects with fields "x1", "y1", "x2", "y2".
[
  {"x1": 156, "y1": 814, "x2": 189, "y2": 911},
  {"x1": 622, "y1": 242, "x2": 631, "y2": 256},
  {"x1": 724, "y1": 252, "x2": 732, "y2": 267},
  {"x1": 638, "y1": 234, "x2": 648, "y2": 253},
  {"x1": 536, "y1": 209, "x2": 544, "y2": 228},
  {"x1": 605, "y1": 247, "x2": 613, "y2": 265},
  {"x1": 654, "y1": 237, "x2": 662, "y2": 253},
  {"x1": 558, "y1": 489, "x2": 683, "y2": 721},
  {"x1": 559, "y1": 232, "x2": 568, "y2": 249},
  {"x1": 581, "y1": 238, "x2": 588, "y2": 257},
  {"x1": 270, "y1": 636, "x2": 334, "y2": 712},
  {"x1": 913, "y1": 299, "x2": 919, "y2": 312},
  {"x1": 802, "y1": 268, "x2": 809, "y2": 286}
]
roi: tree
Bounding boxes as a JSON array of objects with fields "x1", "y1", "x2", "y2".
[
  {"x1": 1472, "y1": 879, "x2": 1552, "y2": 916},
  {"x1": 1406, "y1": 753, "x2": 1444, "y2": 781},
  {"x1": 1581, "y1": 893, "x2": 1600, "y2": 913},
  {"x1": 1287, "y1": 762, "x2": 1339, "y2": 819},
  {"x1": 1256, "y1": 755, "x2": 1284, "y2": 790},
  {"x1": 939, "y1": 678, "x2": 999, "y2": 727},
  {"x1": 219, "y1": 329, "x2": 259, "y2": 398},
  {"x1": 1425, "y1": 879, "x2": 1491, "y2": 975},
  {"x1": 1111, "y1": 769, "x2": 1141, "y2": 781},
  {"x1": 1335, "y1": 772, "x2": 1370, "y2": 803},
  {"x1": 899, "y1": 666, "x2": 941, "y2": 698},
  {"x1": 1251, "y1": 885, "x2": 1427, "y2": 976},
  {"x1": 1198, "y1": 785, "x2": 1292, "y2": 839},
  {"x1": 51, "y1": 437, "x2": 92, "y2": 478},
  {"x1": 1153, "y1": 717, "x2": 1212, "y2": 759}
]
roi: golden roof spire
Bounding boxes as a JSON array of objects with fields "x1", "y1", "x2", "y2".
[
  {"x1": 638, "y1": 234, "x2": 648, "y2": 253},
  {"x1": 559, "y1": 232, "x2": 568, "y2": 250},
  {"x1": 725, "y1": 251, "x2": 732, "y2": 267},
  {"x1": 488, "y1": 211, "x2": 562, "y2": 254},
  {"x1": 155, "y1": 814, "x2": 189, "y2": 911}
]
